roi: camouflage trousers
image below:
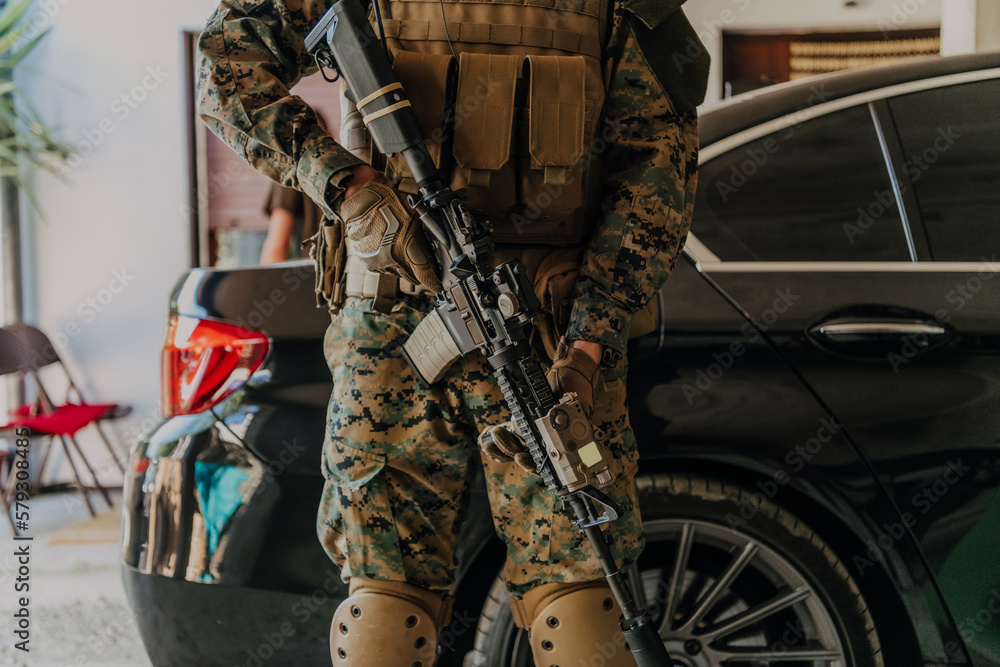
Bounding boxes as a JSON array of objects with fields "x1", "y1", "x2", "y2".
[{"x1": 317, "y1": 294, "x2": 644, "y2": 596}]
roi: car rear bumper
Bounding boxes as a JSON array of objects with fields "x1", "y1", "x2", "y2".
[
  {"x1": 121, "y1": 565, "x2": 336, "y2": 667},
  {"x1": 120, "y1": 410, "x2": 346, "y2": 666}
]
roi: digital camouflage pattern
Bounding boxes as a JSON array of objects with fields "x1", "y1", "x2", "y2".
[
  {"x1": 318, "y1": 295, "x2": 643, "y2": 595},
  {"x1": 564, "y1": 5, "x2": 700, "y2": 360},
  {"x1": 197, "y1": 0, "x2": 701, "y2": 596},
  {"x1": 197, "y1": 0, "x2": 700, "y2": 356},
  {"x1": 196, "y1": 0, "x2": 363, "y2": 221}
]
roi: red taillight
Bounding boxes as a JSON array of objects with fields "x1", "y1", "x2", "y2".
[{"x1": 160, "y1": 315, "x2": 269, "y2": 418}]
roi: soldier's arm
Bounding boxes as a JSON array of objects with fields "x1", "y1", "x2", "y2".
[
  {"x1": 195, "y1": 0, "x2": 364, "y2": 219},
  {"x1": 564, "y1": 4, "x2": 702, "y2": 365}
]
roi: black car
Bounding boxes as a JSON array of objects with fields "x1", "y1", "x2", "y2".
[{"x1": 122, "y1": 52, "x2": 1000, "y2": 667}]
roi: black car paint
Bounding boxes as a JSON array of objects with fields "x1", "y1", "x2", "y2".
[
  {"x1": 121, "y1": 257, "x2": 938, "y2": 666},
  {"x1": 122, "y1": 53, "x2": 1000, "y2": 667}
]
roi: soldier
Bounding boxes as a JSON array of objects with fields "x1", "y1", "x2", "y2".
[{"x1": 197, "y1": 0, "x2": 707, "y2": 664}]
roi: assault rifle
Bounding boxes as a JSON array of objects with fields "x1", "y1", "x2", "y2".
[{"x1": 306, "y1": 2, "x2": 670, "y2": 664}]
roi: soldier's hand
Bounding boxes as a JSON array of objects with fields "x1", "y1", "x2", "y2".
[
  {"x1": 338, "y1": 172, "x2": 443, "y2": 293},
  {"x1": 342, "y1": 164, "x2": 378, "y2": 199},
  {"x1": 546, "y1": 340, "x2": 602, "y2": 417},
  {"x1": 478, "y1": 423, "x2": 535, "y2": 474}
]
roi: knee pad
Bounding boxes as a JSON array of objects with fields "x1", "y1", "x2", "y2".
[
  {"x1": 331, "y1": 578, "x2": 452, "y2": 667},
  {"x1": 511, "y1": 581, "x2": 635, "y2": 667}
]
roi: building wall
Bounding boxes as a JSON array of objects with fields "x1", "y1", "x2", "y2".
[
  {"x1": 16, "y1": 0, "x2": 226, "y2": 480},
  {"x1": 682, "y1": 0, "x2": 943, "y2": 105}
]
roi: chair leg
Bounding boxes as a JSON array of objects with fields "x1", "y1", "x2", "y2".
[
  {"x1": 92, "y1": 422, "x2": 126, "y2": 475},
  {"x1": 1, "y1": 459, "x2": 18, "y2": 535},
  {"x1": 57, "y1": 436, "x2": 96, "y2": 517},
  {"x1": 34, "y1": 435, "x2": 54, "y2": 493},
  {"x1": 64, "y1": 435, "x2": 114, "y2": 508},
  {"x1": 1, "y1": 451, "x2": 20, "y2": 507},
  {"x1": 2, "y1": 494, "x2": 16, "y2": 535}
]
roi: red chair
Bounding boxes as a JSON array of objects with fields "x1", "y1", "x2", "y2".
[
  {"x1": 6, "y1": 323, "x2": 129, "y2": 467},
  {"x1": 0, "y1": 326, "x2": 117, "y2": 520}
]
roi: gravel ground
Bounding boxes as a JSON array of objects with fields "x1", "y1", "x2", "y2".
[{"x1": 0, "y1": 491, "x2": 153, "y2": 667}]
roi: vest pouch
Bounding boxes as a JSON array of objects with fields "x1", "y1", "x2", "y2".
[
  {"x1": 450, "y1": 52, "x2": 519, "y2": 215},
  {"x1": 385, "y1": 51, "x2": 456, "y2": 193},
  {"x1": 304, "y1": 217, "x2": 346, "y2": 317},
  {"x1": 502, "y1": 55, "x2": 592, "y2": 245},
  {"x1": 531, "y1": 245, "x2": 587, "y2": 359}
]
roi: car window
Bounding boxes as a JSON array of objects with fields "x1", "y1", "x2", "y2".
[
  {"x1": 693, "y1": 104, "x2": 911, "y2": 262},
  {"x1": 887, "y1": 78, "x2": 1000, "y2": 262}
]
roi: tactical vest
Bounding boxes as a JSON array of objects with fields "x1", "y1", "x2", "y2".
[{"x1": 344, "y1": 0, "x2": 612, "y2": 245}]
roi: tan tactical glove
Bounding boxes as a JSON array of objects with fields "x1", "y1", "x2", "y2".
[
  {"x1": 478, "y1": 423, "x2": 535, "y2": 474},
  {"x1": 479, "y1": 340, "x2": 602, "y2": 474},
  {"x1": 546, "y1": 341, "x2": 602, "y2": 417},
  {"x1": 339, "y1": 173, "x2": 443, "y2": 293}
]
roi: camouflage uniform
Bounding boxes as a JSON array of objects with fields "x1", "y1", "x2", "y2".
[
  {"x1": 318, "y1": 292, "x2": 643, "y2": 594},
  {"x1": 198, "y1": 0, "x2": 702, "y2": 597}
]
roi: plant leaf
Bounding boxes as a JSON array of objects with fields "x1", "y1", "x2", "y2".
[{"x1": 0, "y1": 0, "x2": 33, "y2": 38}]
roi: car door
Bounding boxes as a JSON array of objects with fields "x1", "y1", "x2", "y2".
[{"x1": 688, "y1": 70, "x2": 1000, "y2": 665}]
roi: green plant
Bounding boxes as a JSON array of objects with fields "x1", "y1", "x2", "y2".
[{"x1": 0, "y1": 0, "x2": 71, "y2": 198}]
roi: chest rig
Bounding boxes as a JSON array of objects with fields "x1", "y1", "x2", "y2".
[{"x1": 346, "y1": 0, "x2": 612, "y2": 245}]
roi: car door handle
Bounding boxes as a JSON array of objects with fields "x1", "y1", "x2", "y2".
[
  {"x1": 806, "y1": 313, "x2": 953, "y2": 359},
  {"x1": 809, "y1": 321, "x2": 948, "y2": 338}
]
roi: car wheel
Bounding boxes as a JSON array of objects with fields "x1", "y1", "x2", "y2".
[{"x1": 465, "y1": 473, "x2": 883, "y2": 667}]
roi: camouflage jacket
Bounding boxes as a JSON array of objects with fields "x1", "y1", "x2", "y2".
[{"x1": 196, "y1": 0, "x2": 708, "y2": 360}]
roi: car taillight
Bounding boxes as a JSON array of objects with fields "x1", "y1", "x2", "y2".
[{"x1": 160, "y1": 315, "x2": 270, "y2": 418}]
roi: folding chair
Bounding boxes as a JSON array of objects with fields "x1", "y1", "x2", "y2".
[
  {"x1": 0, "y1": 436, "x2": 22, "y2": 534},
  {"x1": 0, "y1": 327, "x2": 115, "y2": 520},
  {"x1": 0, "y1": 329, "x2": 33, "y2": 533},
  {"x1": 5, "y1": 323, "x2": 130, "y2": 474}
]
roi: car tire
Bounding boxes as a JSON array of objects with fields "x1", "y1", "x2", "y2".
[{"x1": 465, "y1": 473, "x2": 884, "y2": 667}]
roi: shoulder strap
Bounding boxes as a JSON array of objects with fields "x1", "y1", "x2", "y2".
[{"x1": 620, "y1": 0, "x2": 687, "y2": 30}]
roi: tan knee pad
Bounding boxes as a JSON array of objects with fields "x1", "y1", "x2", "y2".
[
  {"x1": 330, "y1": 578, "x2": 452, "y2": 666},
  {"x1": 511, "y1": 582, "x2": 636, "y2": 667}
]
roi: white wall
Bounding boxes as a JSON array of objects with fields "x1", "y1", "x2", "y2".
[
  {"x1": 941, "y1": 0, "x2": 977, "y2": 54},
  {"x1": 17, "y1": 0, "x2": 222, "y2": 482},
  {"x1": 683, "y1": 0, "x2": 943, "y2": 105}
]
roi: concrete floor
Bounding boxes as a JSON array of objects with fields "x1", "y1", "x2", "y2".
[{"x1": 0, "y1": 491, "x2": 152, "y2": 667}]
